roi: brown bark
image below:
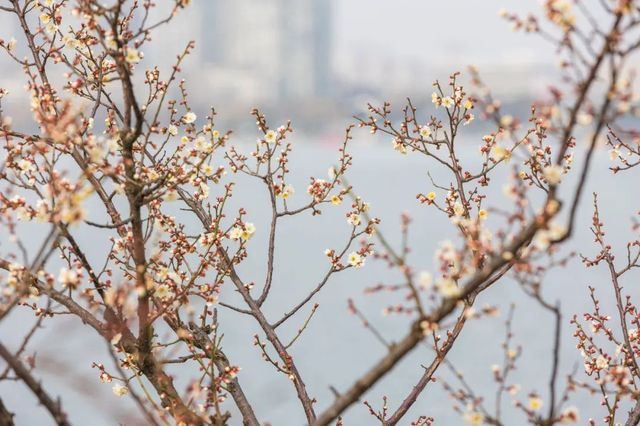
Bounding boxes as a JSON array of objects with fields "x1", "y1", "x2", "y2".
[
  {"x1": 0, "y1": 343, "x2": 69, "y2": 426},
  {"x1": 0, "y1": 398, "x2": 14, "y2": 426}
]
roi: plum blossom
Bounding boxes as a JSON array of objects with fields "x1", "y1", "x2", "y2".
[
  {"x1": 348, "y1": 252, "x2": 364, "y2": 268},
  {"x1": 183, "y1": 111, "x2": 197, "y2": 124},
  {"x1": 112, "y1": 384, "x2": 129, "y2": 397}
]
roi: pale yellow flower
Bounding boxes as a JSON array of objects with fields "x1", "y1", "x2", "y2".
[
  {"x1": 18, "y1": 159, "x2": 34, "y2": 174},
  {"x1": 393, "y1": 139, "x2": 407, "y2": 154},
  {"x1": 438, "y1": 278, "x2": 460, "y2": 298},
  {"x1": 595, "y1": 355, "x2": 608, "y2": 369},
  {"x1": 163, "y1": 189, "x2": 178, "y2": 202},
  {"x1": 279, "y1": 184, "x2": 294, "y2": 199},
  {"x1": 441, "y1": 96, "x2": 454, "y2": 108},
  {"x1": 418, "y1": 271, "x2": 432, "y2": 289},
  {"x1": 528, "y1": 396, "x2": 543, "y2": 411},
  {"x1": 105, "y1": 37, "x2": 118, "y2": 50},
  {"x1": 45, "y1": 23, "x2": 57, "y2": 35},
  {"x1": 16, "y1": 207, "x2": 30, "y2": 221},
  {"x1": 500, "y1": 115, "x2": 514, "y2": 127},
  {"x1": 347, "y1": 252, "x2": 364, "y2": 268},
  {"x1": 58, "y1": 268, "x2": 79, "y2": 288},
  {"x1": 542, "y1": 165, "x2": 563, "y2": 185},
  {"x1": 242, "y1": 222, "x2": 256, "y2": 240},
  {"x1": 155, "y1": 284, "x2": 172, "y2": 300},
  {"x1": 63, "y1": 36, "x2": 79, "y2": 49},
  {"x1": 265, "y1": 129, "x2": 277, "y2": 143},
  {"x1": 577, "y1": 112, "x2": 592, "y2": 126},
  {"x1": 112, "y1": 384, "x2": 129, "y2": 397},
  {"x1": 347, "y1": 213, "x2": 361, "y2": 226},
  {"x1": 183, "y1": 112, "x2": 197, "y2": 124},
  {"x1": 229, "y1": 227, "x2": 243, "y2": 240},
  {"x1": 464, "y1": 412, "x2": 484, "y2": 426},
  {"x1": 125, "y1": 48, "x2": 141, "y2": 64},
  {"x1": 493, "y1": 145, "x2": 511, "y2": 162}
]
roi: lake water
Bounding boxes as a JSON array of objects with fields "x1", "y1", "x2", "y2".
[{"x1": 1, "y1": 134, "x2": 638, "y2": 425}]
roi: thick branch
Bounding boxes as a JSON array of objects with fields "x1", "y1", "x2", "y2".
[
  {"x1": 0, "y1": 397, "x2": 14, "y2": 426},
  {"x1": 0, "y1": 342, "x2": 70, "y2": 426},
  {"x1": 0, "y1": 259, "x2": 202, "y2": 425},
  {"x1": 627, "y1": 400, "x2": 640, "y2": 426},
  {"x1": 312, "y1": 208, "x2": 550, "y2": 426}
]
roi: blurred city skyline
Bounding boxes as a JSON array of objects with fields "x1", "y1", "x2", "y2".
[
  {"x1": 0, "y1": 1, "x2": 571, "y2": 133},
  {"x1": 190, "y1": 1, "x2": 555, "y2": 96},
  {"x1": 151, "y1": 0, "x2": 561, "y2": 132}
]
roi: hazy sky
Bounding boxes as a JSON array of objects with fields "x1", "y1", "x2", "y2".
[
  {"x1": 143, "y1": 0, "x2": 557, "y2": 70},
  {"x1": 0, "y1": 0, "x2": 577, "y2": 71},
  {"x1": 0, "y1": 0, "x2": 569, "y2": 113},
  {"x1": 335, "y1": 0, "x2": 550, "y2": 67}
]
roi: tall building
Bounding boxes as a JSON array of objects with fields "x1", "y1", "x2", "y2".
[
  {"x1": 310, "y1": 0, "x2": 332, "y2": 98},
  {"x1": 199, "y1": 0, "x2": 332, "y2": 103}
]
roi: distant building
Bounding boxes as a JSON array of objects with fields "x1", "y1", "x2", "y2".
[{"x1": 199, "y1": 0, "x2": 332, "y2": 103}]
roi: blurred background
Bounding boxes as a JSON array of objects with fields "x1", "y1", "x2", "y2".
[
  {"x1": 0, "y1": 0, "x2": 555, "y2": 135},
  {"x1": 2, "y1": 1, "x2": 639, "y2": 425},
  {"x1": 164, "y1": 0, "x2": 554, "y2": 134}
]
